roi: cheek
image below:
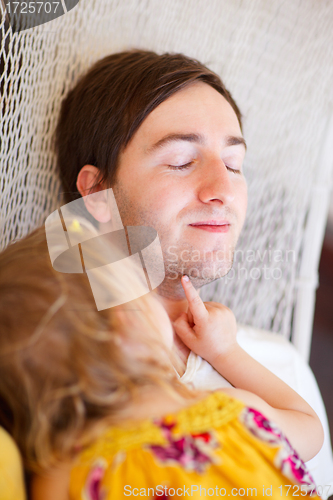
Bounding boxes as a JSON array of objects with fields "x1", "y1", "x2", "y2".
[
  {"x1": 145, "y1": 180, "x2": 185, "y2": 218},
  {"x1": 235, "y1": 178, "x2": 248, "y2": 219}
]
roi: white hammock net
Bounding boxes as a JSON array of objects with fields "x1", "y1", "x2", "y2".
[{"x1": 1, "y1": 0, "x2": 333, "y2": 356}]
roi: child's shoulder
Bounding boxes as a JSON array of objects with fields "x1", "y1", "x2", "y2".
[{"x1": 220, "y1": 387, "x2": 281, "y2": 428}]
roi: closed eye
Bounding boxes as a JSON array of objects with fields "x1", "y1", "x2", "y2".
[
  {"x1": 226, "y1": 165, "x2": 241, "y2": 174},
  {"x1": 168, "y1": 162, "x2": 241, "y2": 174},
  {"x1": 167, "y1": 161, "x2": 193, "y2": 170}
]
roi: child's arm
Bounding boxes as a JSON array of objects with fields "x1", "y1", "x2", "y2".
[
  {"x1": 31, "y1": 466, "x2": 71, "y2": 500},
  {"x1": 173, "y1": 275, "x2": 324, "y2": 462}
]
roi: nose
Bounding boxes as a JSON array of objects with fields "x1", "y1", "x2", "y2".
[{"x1": 197, "y1": 157, "x2": 235, "y2": 205}]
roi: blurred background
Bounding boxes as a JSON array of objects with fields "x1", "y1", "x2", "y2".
[{"x1": 310, "y1": 200, "x2": 333, "y2": 449}]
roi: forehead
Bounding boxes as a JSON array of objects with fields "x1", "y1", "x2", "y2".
[{"x1": 134, "y1": 81, "x2": 242, "y2": 149}]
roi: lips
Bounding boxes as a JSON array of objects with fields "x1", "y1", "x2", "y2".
[
  {"x1": 189, "y1": 220, "x2": 230, "y2": 233},
  {"x1": 189, "y1": 220, "x2": 229, "y2": 226}
]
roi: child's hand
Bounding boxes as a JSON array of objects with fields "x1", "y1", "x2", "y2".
[{"x1": 172, "y1": 275, "x2": 238, "y2": 365}]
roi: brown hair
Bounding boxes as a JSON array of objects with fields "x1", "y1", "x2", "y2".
[
  {"x1": 54, "y1": 49, "x2": 242, "y2": 203},
  {"x1": 0, "y1": 225, "x2": 197, "y2": 472}
]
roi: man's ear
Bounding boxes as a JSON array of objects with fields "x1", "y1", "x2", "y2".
[{"x1": 76, "y1": 165, "x2": 112, "y2": 223}]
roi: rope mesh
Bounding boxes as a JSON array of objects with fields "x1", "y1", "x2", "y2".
[{"x1": 1, "y1": 0, "x2": 333, "y2": 338}]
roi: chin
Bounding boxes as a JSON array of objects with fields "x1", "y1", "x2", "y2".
[
  {"x1": 186, "y1": 274, "x2": 224, "y2": 289},
  {"x1": 183, "y1": 262, "x2": 233, "y2": 287}
]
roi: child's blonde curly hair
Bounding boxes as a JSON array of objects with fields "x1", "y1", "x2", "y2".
[{"x1": 0, "y1": 226, "x2": 197, "y2": 473}]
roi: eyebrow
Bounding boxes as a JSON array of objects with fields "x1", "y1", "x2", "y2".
[{"x1": 146, "y1": 132, "x2": 247, "y2": 154}]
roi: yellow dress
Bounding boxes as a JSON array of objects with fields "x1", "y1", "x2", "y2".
[
  {"x1": 0, "y1": 426, "x2": 26, "y2": 500},
  {"x1": 69, "y1": 392, "x2": 321, "y2": 499}
]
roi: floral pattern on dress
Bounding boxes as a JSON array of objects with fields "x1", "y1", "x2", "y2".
[
  {"x1": 240, "y1": 407, "x2": 317, "y2": 492},
  {"x1": 148, "y1": 419, "x2": 220, "y2": 473},
  {"x1": 82, "y1": 458, "x2": 108, "y2": 500}
]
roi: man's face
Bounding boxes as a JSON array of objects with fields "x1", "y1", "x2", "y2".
[{"x1": 112, "y1": 81, "x2": 247, "y2": 296}]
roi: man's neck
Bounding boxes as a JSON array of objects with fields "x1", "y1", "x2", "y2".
[
  {"x1": 154, "y1": 293, "x2": 188, "y2": 323},
  {"x1": 152, "y1": 289, "x2": 191, "y2": 375}
]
